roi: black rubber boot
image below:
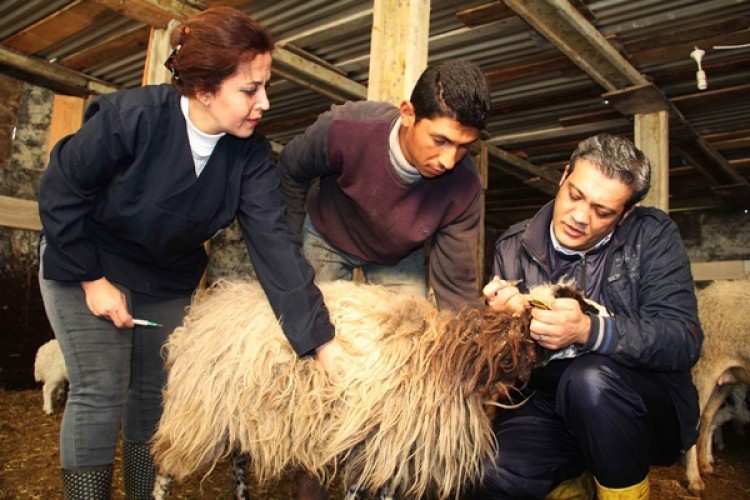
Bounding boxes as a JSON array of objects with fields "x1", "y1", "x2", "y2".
[
  {"x1": 122, "y1": 441, "x2": 157, "y2": 499},
  {"x1": 61, "y1": 465, "x2": 113, "y2": 499}
]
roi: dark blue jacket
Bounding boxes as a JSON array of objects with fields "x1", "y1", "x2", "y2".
[
  {"x1": 39, "y1": 84, "x2": 333, "y2": 356},
  {"x1": 492, "y1": 201, "x2": 703, "y2": 449}
]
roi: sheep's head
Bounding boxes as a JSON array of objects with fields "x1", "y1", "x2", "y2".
[
  {"x1": 439, "y1": 306, "x2": 542, "y2": 402},
  {"x1": 527, "y1": 280, "x2": 610, "y2": 317}
]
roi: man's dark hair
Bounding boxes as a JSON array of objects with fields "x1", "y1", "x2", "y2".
[
  {"x1": 409, "y1": 60, "x2": 491, "y2": 130},
  {"x1": 568, "y1": 133, "x2": 652, "y2": 208}
]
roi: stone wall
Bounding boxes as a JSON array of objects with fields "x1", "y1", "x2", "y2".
[
  {"x1": 673, "y1": 208, "x2": 750, "y2": 262},
  {"x1": 0, "y1": 78, "x2": 53, "y2": 389}
]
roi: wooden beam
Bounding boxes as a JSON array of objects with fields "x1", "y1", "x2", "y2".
[
  {"x1": 484, "y1": 56, "x2": 575, "y2": 85},
  {"x1": 691, "y1": 260, "x2": 750, "y2": 282},
  {"x1": 3, "y1": 0, "x2": 111, "y2": 54},
  {"x1": 502, "y1": 0, "x2": 743, "y2": 205},
  {"x1": 602, "y1": 84, "x2": 670, "y2": 115},
  {"x1": 92, "y1": 0, "x2": 368, "y2": 103},
  {"x1": 502, "y1": 0, "x2": 647, "y2": 91},
  {"x1": 273, "y1": 46, "x2": 367, "y2": 102},
  {"x1": 0, "y1": 195, "x2": 41, "y2": 231},
  {"x1": 59, "y1": 26, "x2": 151, "y2": 72},
  {"x1": 91, "y1": 0, "x2": 198, "y2": 28},
  {"x1": 455, "y1": 2, "x2": 515, "y2": 28},
  {"x1": 0, "y1": 44, "x2": 120, "y2": 96},
  {"x1": 623, "y1": 16, "x2": 750, "y2": 55},
  {"x1": 487, "y1": 143, "x2": 560, "y2": 194}
]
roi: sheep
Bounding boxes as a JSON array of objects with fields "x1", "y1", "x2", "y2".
[
  {"x1": 685, "y1": 278, "x2": 750, "y2": 494},
  {"x1": 151, "y1": 279, "x2": 543, "y2": 498},
  {"x1": 708, "y1": 383, "x2": 749, "y2": 454},
  {"x1": 33, "y1": 338, "x2": 68, "y2": 415}
]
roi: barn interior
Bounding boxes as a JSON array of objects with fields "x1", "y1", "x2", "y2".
[{"x1": 0, "y1": 2, "x2": 749, "y2": 496}]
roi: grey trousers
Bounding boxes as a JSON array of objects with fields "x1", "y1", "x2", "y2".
[{"x1": 39, "y1": 239, "x2": 191, "y2": 469}]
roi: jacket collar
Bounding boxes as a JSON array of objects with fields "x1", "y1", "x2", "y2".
[{"x1": 521, "y1": 200, "x2": 640, "y2": 267}]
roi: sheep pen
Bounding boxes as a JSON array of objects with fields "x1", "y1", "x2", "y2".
[
  {"x1": 686, "y1": 278, "x2": 750, "y2": 494},
  {"x1": 151, "y1": 279, "x2": 542, "y2": 498}
]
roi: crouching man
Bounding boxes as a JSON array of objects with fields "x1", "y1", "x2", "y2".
[{"x1": 473, "y1": 134, "x2": 703, "y2": 499}]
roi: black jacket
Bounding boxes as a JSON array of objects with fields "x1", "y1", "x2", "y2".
[
  {"x1": 39, "y1": 84, "x2": 333, "y2": 356},
  {"x1": 492, "y1": 201, "x2": 703, "y2": 449}
]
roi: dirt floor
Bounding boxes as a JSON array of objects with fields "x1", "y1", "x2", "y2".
[{"x1": 1, "y1": 388, "x2": 749, "y2": 499}]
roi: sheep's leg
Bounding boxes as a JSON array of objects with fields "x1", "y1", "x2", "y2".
[
  {"x1": 42, "y1": 382, "x2": 55, "y2": 415},
  {"x1": 685, "y1": 445, "x2": 703, "y2": 494},
  {"x1": 698, "y1": 384, "x2": 732, "y2": 473},
  {"x1": 152, "y1": 473, "x2": 171, "y2": 500},
  {"x1": 229, "y1": 449, "x2": 250, "y2": 500}
]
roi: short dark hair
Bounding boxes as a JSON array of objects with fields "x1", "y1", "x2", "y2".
[
  {"x1": 409, "y1": 60, "x2": 491, "y2": 130},
  {"x1": 568, "y1": 134, "x2": 652, "y2": 208},
  {"x1": 168, "y1": 7, "x2": 275, "y2": 97}
]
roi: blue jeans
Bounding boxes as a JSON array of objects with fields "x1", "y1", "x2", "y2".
[
  {"x1": 38, "y1": 239, "x2": 191, "y2": 469},
  {"x1": 302, "y1": 216, "x2": 427, "y2": 298}
]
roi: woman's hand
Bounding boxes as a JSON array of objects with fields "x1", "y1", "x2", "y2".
[
  {"x1": 314, "y1": 337, "x2": 345, "y2": 381},
  {"x1": 80, "y1": 277, "x2": 134, "y2": 328}
]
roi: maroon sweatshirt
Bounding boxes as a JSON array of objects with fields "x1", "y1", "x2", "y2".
[{"x1": 279, "y1": 101, "x2": 483, "y2": 310}]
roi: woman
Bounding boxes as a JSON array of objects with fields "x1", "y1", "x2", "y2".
[{"x1": 38, "y1": 7, "x2": 341, "y2": 499}]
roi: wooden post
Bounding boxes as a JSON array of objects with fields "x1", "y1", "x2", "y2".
[
  {"x1": 635, "y1": 110, "x2": 669, "y2": 210},
  {"x1": 368, "y1": 0, "x2": 430, "y2": 104},
  {"x1": 142, "y1": 20, "x2": 179, "y2": 86},
  {"x1": 473, "y1": 141, "x2": 489, "y2": 290},
  {"x1": 47, "y1": 95, "x2": 85, "y2": 155}
]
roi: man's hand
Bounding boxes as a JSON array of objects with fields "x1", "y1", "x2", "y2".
[
  {"x1": 483, "y1": 275, "x2": 527, "y2": 314},
  {"x1": 81, "y1": 277, "x2": 134, "y2": 328},
  {"x1": 529, "y1": 298, "x2": 591, "y2": 349},
  {"x1": 315, "y1": 337, "x2": 345, "y2": 381}
]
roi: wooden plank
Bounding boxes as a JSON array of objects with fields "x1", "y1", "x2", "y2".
[
  {"x1": 455, "y1": 2, "x2": 514, "y2": 28},
  {"x1": 0, "y1": 195, "x2": 41, "y2": 231},
  {"x1": 627, "y1": 31, "x2": 750, "y2": 67},
  {"x1": 691, "y1": 260, "x2": 750, "y2": 282},
  {"x1": 602, "y1": 83, "x2": 669, "y2": 115},
  {"x1": 623, "y1": 16, "x2": 750, "y2": 54},
  {"x1": 59, "y1": 26, "x2": 151, "y2": 72},
  {"x1": 273, "y1": 46, "x2": 367, "y2": 101},
  {"x1": 0, "y1": 44, "x2": 120, "y2": 96},
  {"x1": 47, "y1": 95, "x2": 85, "y2": 154},
  {"x1": 91, "y1": 0, "x2": 196, "y2": 28},
  {"x1": 3, "y1": 0, "x2": 110, "y2": 54},
  {"x1": 484, "y1": 56, "x2": 574, "y2": 85}
]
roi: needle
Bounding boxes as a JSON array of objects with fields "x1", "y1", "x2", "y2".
[{"x1": 132, "y1": 319, "x2": 163, "y2": 327}]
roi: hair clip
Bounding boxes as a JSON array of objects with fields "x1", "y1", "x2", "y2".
[{"x1": 164, "y1": 44, "x2": 181, "y2": 80}]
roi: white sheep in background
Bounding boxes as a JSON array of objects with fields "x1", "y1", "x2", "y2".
[
  {"x1": 709, "y1": 383, "x2": 749, "y2": 453},
  {"x1": 33, "y1": 338, "x2": 68, "y2": 415},
  {"x1": 151, "y1": 279, "x2": 544, "y2": 499},
  {"x1": 685, "y1": 278, "x2": 750, "y2": 494}
]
